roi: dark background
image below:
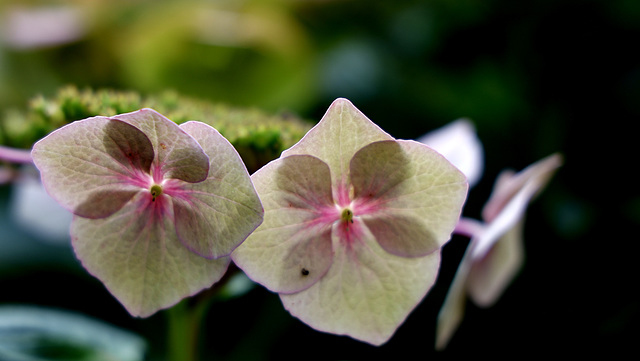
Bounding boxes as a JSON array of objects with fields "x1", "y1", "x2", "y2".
[{"x1": 1, "y1": 0, "x2": 637, "y2": 359}]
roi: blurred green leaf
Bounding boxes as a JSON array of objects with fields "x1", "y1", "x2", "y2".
[
  {"x1": 0, "y1": 305, "x2": 146, "y2": 361},
  {"x1": 215, "y1": 272, "x2": 256, "y2": 301}
]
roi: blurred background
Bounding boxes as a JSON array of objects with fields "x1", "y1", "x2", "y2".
[{"x1": 1, "y1": 0, "x2": 638, "y2": 359}]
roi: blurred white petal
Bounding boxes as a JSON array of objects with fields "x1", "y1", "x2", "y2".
[
  {"x1": 10, "y1": 167, "x2": 73, "y2": 243},
  {"x1": 417, "y1": 119, "x2": 483, "y2": 187}
]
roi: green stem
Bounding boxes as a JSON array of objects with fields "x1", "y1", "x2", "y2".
[
  {"x1": 165, "y1": 267, "x2": 243, "y2": 360},
  {"x1": 167, "y1": 300, "x2": 198, "y2": 361}
]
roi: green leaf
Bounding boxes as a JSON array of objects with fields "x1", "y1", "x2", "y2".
[{"x1": 0, "y1": 305, "x2": 146, "y2": 361}]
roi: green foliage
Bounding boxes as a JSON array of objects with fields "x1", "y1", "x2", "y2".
[
  {"x1": 0, "y1": 86, "x2": 312, "y2": 172},
  {"x1": 0, "y1": 305, "x2": 146, "y2": 361}
]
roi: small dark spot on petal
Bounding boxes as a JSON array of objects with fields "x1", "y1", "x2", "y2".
[{"x1": 301, "y1": 268, "x2": 310, "y2": 276}]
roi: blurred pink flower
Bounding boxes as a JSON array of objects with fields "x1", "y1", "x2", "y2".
[
  {"x1": 436, "y1": 153, "x2": 562, "y2": 349},
  {"x1": 1, "y1": 6, "x2": 86, "y2": 49}
]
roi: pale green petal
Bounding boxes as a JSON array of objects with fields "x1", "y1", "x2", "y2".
[
  {"x1": 352, "y1": 140, "x2": 468, "y2": 256},
  {"x1": 32, "y1": 116, "x2": 153, "y2": 219},
  {"x1": 71, "y1": 192, "x2": 230, "y2": 318},
  {"x1": 280, "y1": 222, "x2": 441, "y2": 346},
  {"x1": 113, "y1": 108, "x2": 209, "y2": 183},
  {"x1": 282, "y1": 98, "x2": 393, "y2": 194},
  {"x1": 231, "y1": 155, "x2": 335, "y2": 293},
  {"x1": 172, "y1": 121, "x2": 264, "y2": 259}
]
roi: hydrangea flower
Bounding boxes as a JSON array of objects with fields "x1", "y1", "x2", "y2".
[
  {"x1": 31, "y1": 108, "x2": 264, "y2": 317},
  {"x1": 436, "y1": 153, "x2": 562, "y2": 349},
  {"x1": 231, "y1": 98, "x2": 468, "y2": 345}
]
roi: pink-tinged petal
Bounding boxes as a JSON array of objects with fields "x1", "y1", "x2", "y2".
[
  {"x1": 282, "y1": 98, "x2": 394, "y2": 196},
  {"x1": 32, "y1": 117, "x2": 154, "y2": 218},
  {"x1": 232, "y1": 155, "x2": 336, "y2": 294},
  {"x1": 453, "y1": 217, "x2": 486, "y2": 239},
  {"x1": 280, "y1": 222, "x2": 441, "y2": 346},
  {"x1": 435, "y1": 246, "x2": 473, "y2": 350},
  {"x1": 112, "y1": 109, "x2": 209, "y2": 183},
  {"x1": 437, "y1": 154, "x2": 562, "y2": 349},
  {"x1": 473, "y1": 153, "x2": 563, "y2": 258},
  {"x1": 482, "y1": 153, "x2": 563, "y2": 222},
  {"x1": 71, "y1": 192, "x2": 230, "y2": 318},
  {"x1": 2, "y1": 6, "x2": 86, "y2": 50},
  {"x1": 417, "y1": 119, "x2": 484, "y2": 188},
  {"x1": 351, "y1": 140, "x2": 468, "y2": 257},
  {"x1": 436, "y1": 222, "x2": 525, "y2": 349},
  {"x1": 467, "y1": 220, "x2": 525, "y2": 307},
  {"x1": 171, "y1": 121, "x2": 264, "y2": 259}
]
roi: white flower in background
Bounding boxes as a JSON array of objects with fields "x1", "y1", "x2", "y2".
[
  {"x1": 10, "y1": 166, "x2": 73, "y2": 243},
  {"x1": 417, "y1": 119, "x2": 484, "y2": 188}
]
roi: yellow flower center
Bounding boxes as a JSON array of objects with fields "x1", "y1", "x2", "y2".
[
  {"x1": 150, "y1": 184, "x2": 163, "y2": 201},
  {"x1": 341, "y1": 208, "x2": 354, "y2": 224}
]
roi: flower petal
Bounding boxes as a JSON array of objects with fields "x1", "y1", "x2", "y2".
[
  {"x1": 112, "y1": 108, "x2": 209, "y2": 183},
  {"x1": 482, "y1": 153, "x2": 563, "y2": 222},
  {"x1": 435, "y1": 247, "x2": 473, "y2": 350},
  {"x1": 10, "y1": 166, "x2": 73, "y2": 242},
  {"x1": 417, "y1": 119, "x2": 484, "y2": 188},
  {"x1": 436, "y1": 221, "x2": 525, "y2": 349},
  {"x1": 282, "y1": 98, "x2": 393, "y2": 196},
  {"x1": 473, "y1": 153, "x2": 562, "y2": 258},
  {"x1": 280, "y1": 222, "x2": 441, "y2": 346},
  {"x1": 231, "y1": 155, "x2": 335, "y2": 294},
  {"x1": 467, "y1": 220, "x2": 525, "y2": 307},
  {"x1": 171, "y1": 121, "x2": 264, "y2": 259},
  {"x1": 351, "y1": 140, "x2": 468, "y2": 257},
  {"x1": 71, "y1": 192, "x2": 230, "y2": 318},
  {"x1": 32, "y1": 116, "x2": 154, "y2": 218}
]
